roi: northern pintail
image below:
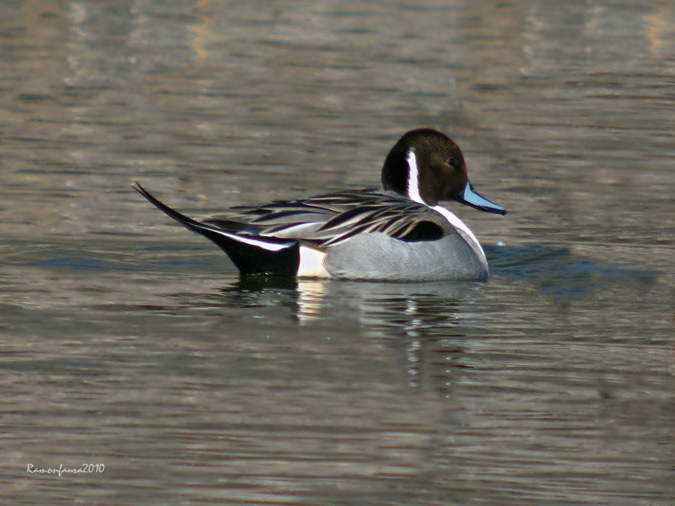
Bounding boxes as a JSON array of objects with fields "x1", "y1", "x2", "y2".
[{"x1": 134, "y1": 128, "x2": 506, "y2": 281}]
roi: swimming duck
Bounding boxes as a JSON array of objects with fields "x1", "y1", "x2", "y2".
[{"x1": 134, "y1": 128, "x2": 506, "y2": 281}]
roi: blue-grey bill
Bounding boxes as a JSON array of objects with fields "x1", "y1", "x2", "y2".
[{"x1": 459, "y1": 182, "x2": 506, "y2": 215}]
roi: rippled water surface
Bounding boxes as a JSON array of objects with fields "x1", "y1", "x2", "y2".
[{"x1": 1, "y1": 1, "x2": 673, "y2": 505}]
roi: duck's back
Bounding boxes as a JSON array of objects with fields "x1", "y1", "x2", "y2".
[{"x1": 205, "y1": 189, "x2": 450, "y2": 248}]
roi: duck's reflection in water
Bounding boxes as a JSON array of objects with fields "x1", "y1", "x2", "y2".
[
  {"x1": 221, "y1": 276, "x2": 484, "y2": 391},
  {"x1": 221, "y1": 276, "x2": 474, "y2": 328}
]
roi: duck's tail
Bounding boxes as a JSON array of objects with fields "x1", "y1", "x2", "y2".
[{"x1": 132, "y1": 183, "x2": 301, "y2": 276}]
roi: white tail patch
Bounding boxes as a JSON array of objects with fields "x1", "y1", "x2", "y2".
[
  {"x1": 298, "y1": 245, "x2": 329, "y2": 278},
  {"x1": 406, "y1": 148, "x2": 424, "y2": 204}
]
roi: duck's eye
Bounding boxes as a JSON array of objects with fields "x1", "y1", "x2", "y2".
[{"x1": 446, "y1": 158, "x2": 457, "y2": 168}]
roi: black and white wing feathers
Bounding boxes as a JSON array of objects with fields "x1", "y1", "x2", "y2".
[{"x1": 205, "y1": 189, "x2": 449, "y2": 247}]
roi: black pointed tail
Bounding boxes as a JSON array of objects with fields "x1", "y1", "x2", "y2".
[
  {"x1": 133, "y1": 182, "x2": 203, "y2": 231},
  {"x1": 133, "y1": 183, "x2": 300, "y2": 276}
]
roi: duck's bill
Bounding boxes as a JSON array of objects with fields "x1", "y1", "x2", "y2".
[{"x1": 458, "y1": 182, "x2": 506, "y2": 215}]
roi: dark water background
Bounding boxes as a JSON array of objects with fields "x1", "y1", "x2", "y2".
[{"x1": 1, "y1": 1, "x2": 673, "y2": 505}]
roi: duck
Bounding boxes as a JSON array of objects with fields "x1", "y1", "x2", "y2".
[{"x1": 133, "y1": 128, "x2": 506, "y2": 281}]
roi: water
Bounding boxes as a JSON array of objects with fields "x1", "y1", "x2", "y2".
[{"x1": 1, "y1": 1, "x2": 673, "y2": 505}]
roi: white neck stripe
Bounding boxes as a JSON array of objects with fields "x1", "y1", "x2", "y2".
[{"x1": 406, "y1": 148, "x2": 424, "y2": 204}]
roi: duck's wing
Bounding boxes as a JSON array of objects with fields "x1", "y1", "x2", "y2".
[
  {"x1": 203, "y1": 189, "x2": 370, "y2": 236},
  {"x1": 206, "y1": 189, "x2": 450, "y2": 247}
]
